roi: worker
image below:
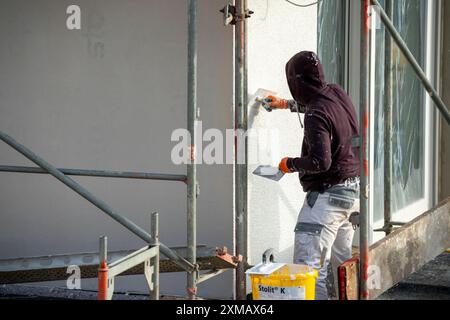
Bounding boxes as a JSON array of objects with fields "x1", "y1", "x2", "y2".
[{"x1": 265, "y1": 51, "x2": 360, "y2": 300}]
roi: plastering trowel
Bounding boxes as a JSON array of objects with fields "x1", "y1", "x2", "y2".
[
  {"x1": 250, "y1": 87, "x2": 305, "y2": 129},
  {"x1": 253, "y1": 165, "x2": 285, "y2": 182},
  {"x1": 249, "y1": 88, "x2": 277, "y2": 113},
  {"x1": 250, "y1": 89, "x2": 286, "y2": 182}
]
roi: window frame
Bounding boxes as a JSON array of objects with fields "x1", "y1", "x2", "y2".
[{"x1": 345, "y1": 0, "x2": 440, "y2": 244}]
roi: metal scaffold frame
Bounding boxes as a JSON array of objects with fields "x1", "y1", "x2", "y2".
[
  {"x1": 1, "y1": 0, "x2": 449, "y2": 301},
  {"x1": 0, "y1": 0, "x2": 239, "y2": 300},
  {"x1": 357, "y1": 0, "x2": 450, "y2": 300}
]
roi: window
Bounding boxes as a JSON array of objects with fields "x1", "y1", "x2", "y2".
[
  {"x1": 372, "y1": 0, "x2": 428, "y2": 223},
  {"x1": 318, "y1": 0, "x2": 439, "y2": 243},
  {"x1": 317, "y1": 0, "x2": 347, "y2": 87}
]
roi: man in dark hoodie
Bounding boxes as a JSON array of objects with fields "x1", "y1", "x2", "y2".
[{"x1": 266, "y1": 51, "x2": 360, "y2": 300}]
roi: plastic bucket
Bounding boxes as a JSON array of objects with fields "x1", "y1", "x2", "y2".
[{"x1": 249, "y1": 264, "x2": 318, "y2": 300}]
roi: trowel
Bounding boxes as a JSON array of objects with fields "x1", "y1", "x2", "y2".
[
  {"x1": 250, "y1": 89, "x2": 286, "y2": 182},
  {"x1": 253, "y1": 165, "x2": 285, "y2": 182}
]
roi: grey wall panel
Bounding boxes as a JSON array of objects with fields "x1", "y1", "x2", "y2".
[{"x1": 0, "y1": 0, "x2": 233, "y2": 298}]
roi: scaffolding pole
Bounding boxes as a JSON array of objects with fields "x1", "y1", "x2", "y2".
[
  {"x1": 186, "y1": 0, "x2": 199, "y2": 300},
  {"x1": 0, "y1": 165, "x2": 186, "y2": 182},
  {"x1": 383, "y1": 0, "x2": 394, "y2": 235},
  {"x1": 150, "y1": 212, "x2": 160, "y2": 300},
  {"x1": 234, "y1": 0, "x2": 248, "y2": 301},
  {"x1": 359, "y1": 0, "x2": 370, "y2": 300}
]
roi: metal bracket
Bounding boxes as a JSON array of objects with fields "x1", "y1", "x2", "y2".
[
  {"x1": 216, "y1": 247, "x2": 241, "y2": 266},
  {"x1": 374, "y1": 221, "x2": 405, "y2": 233},
  {"x1": 220, "y1": 4, "x2": 253, "y2": 26},
  {"x1": 106, "y1": 277, "x2": 115, "y2": 300},
  {"x1": 197, "y1": 269, "x2": 226, "y2": 285},
  {"x1": 144, "y1": 259, "x2": 155, "y2": 291}
]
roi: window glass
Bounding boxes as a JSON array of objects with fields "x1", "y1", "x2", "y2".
[
  {"x1": 373, "y1": 0, "x2": 427, "y2": 221},
  {"x1": 317, "y1": 0, "x2": 346, "y2": 87}
]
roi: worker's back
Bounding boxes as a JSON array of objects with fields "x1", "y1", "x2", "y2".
[
  {"x1": 285, "y1": 51, "x2": 360, "y2": 192},
  {"x1": 299, "y1": 84, "x2": 360, "y2": 192}
]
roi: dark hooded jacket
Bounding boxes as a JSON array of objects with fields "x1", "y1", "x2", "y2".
[{"x1": 286, "y1": 51, "x2": 360, "y2": 193}]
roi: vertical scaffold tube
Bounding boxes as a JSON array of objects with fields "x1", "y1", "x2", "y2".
[
  {"x1": 234, "y1": 0, "x2": 248, "y2": 300},
  {"x1": 360, "y1": 0, "x2": 371, "y2": 300},
  {"x1": 187, "y1": 0, "x2": 199, "y2": 300}
]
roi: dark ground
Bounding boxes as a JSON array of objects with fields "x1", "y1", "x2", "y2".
[{"x1": 378, "y1": 252, "x2": 450, "y2": 300}]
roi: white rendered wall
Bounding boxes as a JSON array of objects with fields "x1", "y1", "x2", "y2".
[{"x1": 247, "y1": 1, "x2": 317, "y2": 266}]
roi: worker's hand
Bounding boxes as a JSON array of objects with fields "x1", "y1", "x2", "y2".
[
  {"x1": 279, "y1": 157, "x2": 295, "y2": 174},
  {"x1": 264, "y1": 95, "x2": 289, "y2": 110}
]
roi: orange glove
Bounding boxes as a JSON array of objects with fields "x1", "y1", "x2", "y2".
[
  {"x1": 279, "y1": 157, "x2": 294, "y2": 174},
  {"x1": 266, "y1": 95, "x2": 289, "y2": 109}
]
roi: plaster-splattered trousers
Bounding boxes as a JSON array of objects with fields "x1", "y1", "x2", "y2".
[{"x1": 293, "y1": 181, "x2": 360, "y2": 300}]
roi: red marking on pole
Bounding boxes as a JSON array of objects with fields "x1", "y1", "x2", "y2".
[
  {"x1": 187, "y1": 286, "x2": 197, "y2": 296},
  {"x1": 361, "y1": 244, "x2": 370, "y2": 299},
  {"x1": 361, "y1": 290, "x2": 370, "y2": 299},
  {"x1": 363, "y1": 159, "x2": 369, "y2": 177},
  {"x1": 338, "y1": 266, "x2": 347, "y2": 300},
  {"x1": 364, "y1": 113, "x2": 369, "y2": 129},
  {"x1": 362, "y1": 245, "x2": 369, "y2": 282},
  {"x1": 363, "y1": 0, "x2": 370, "y2": 35},
  {"x1": 189, "y1": 145, "x2": 196, "y2": 162},
  {"x1": 362, "y1": 111, "x2": 369, "y2": 177},
  {"x1": 98, "y1": 260, "x2": 109, "y2": 300}
]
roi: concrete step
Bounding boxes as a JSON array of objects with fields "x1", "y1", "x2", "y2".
[{"x1": 378, "y1": 253, "x2": 450, "y2": 300}]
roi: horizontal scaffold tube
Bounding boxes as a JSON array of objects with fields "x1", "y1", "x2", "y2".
[{"x1": 0, "y1": 165, "x2": 186, "y2": 182}]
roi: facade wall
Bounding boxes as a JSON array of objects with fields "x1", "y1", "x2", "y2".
[
  {"x1": 0, "y1": 0, "x2": 234, "y2": 298},
  {"x1": 246, "y1": 1, "x2": 317, "y2": 266}
]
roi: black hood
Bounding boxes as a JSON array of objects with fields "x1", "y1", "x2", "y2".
[{"x1": 286, "y1": 51, "x2": 327, "y2": 106}]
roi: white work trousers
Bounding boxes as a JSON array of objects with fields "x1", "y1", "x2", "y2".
[{"x1": 293, "y1": 190, "x2": 359, "y2": 300}]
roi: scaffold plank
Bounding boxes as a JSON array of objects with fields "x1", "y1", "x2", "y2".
[{"x1": 0, "y1": 246, "x2": 237, "y2": 285}]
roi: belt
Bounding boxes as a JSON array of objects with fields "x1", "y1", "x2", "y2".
[
  {"x1": 307, "y1": 177, "x2": 360, "y2": 198},
  {"x1": 327, "y1": 178, "x2": 360, "y2": 198}
]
